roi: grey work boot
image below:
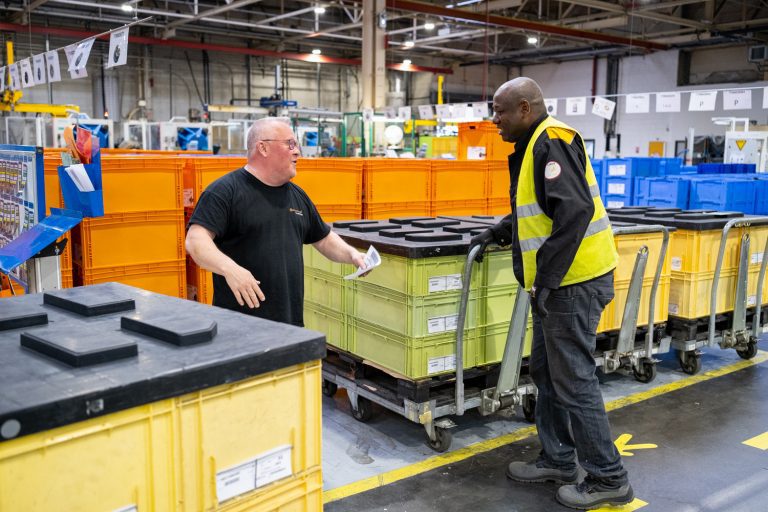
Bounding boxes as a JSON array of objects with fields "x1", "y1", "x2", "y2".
[
  {"x1": 556, "y1": 477, "x2": 634, "y2": 510},
  {"x1": 505, "y1": 460, "x2": 578, "y2": 484}
]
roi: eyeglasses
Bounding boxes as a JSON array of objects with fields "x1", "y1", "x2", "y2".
[{"x1": 260, "y1": 139, "x2": 299, "y2": 150}]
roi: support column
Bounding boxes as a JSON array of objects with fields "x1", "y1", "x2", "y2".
[{"x1": 362, "y1": 0, "x2": 386, "y2": 110}]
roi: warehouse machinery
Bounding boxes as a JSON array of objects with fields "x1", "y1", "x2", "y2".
[
  {"x1": 53, "y1": 114, "x2": 113, "y2": 150},
  {"x1": 718, "y1": 117, "x2": 768, "y2": 172}
]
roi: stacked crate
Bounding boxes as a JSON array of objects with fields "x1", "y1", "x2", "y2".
[
  {"x1": 183, "y1": 156, "x2": 246, "y2": 304},
  {"x1": 431, "y1": 160, "x2": 487, "y2": 216},
  {"x1": 487, "y1": 161, "x2": 511, "y2": 215},
  {"x1": 292, "y1": 158, "x2": 363, "y2": 221},
  {"x1": 457, "y1": 121, "x2": 515, "y2": 161},
  {"x1": 362, "y1": 159, "x2": 431, "y2": 219},
  {"x1": 68, "y1": 154, "x2": 188, "y2": 297}
]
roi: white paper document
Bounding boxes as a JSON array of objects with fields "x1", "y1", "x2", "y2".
[
  {"x1": 65, "y1": 164, "x2": 95, "y2": 192},
  {"x1": 344, "y1": 245, "x2": 381, "y2": 280}
]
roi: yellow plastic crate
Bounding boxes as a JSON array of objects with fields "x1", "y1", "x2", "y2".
[
  {"x1": 481, "y1": 284, "x2": 520, "y2": 327},
  {"x1": 304, "y1": 268, "x2": 349, "y2": 312},
  {"x1": 177, "y1": 361, "x2": 322, "y2": 510},
  {"x1": 303, "y1": 303, "x2": 348, "y2": 351},
  {"x1": 0, "y1": 362, "x2": 322, "y2": 512},
  {"x1": 350, "y1": 317, "x2": 481, "y2": 379},
  {"x1": 302, "y1": 245, "x2": 356, "y2": 277},
  {"x1": 431, "y1": 136, "x2": 458, "y2": 158},
  {"x1": 482, "y1": 250, "x2": 516, "y2": 289},
  {"x1": 481, "y1": 318, "x2": 533, "y2": 364},
  {"x1": 668, "y1": 267, "x2": 768, "y2": 319},
  {"x1": 614, "y1": 230, "x2": 670, "y2": 283},
  {"x1": 356, "y1": 252, "x2": 478, "y2": 296},
  {"x1": 597, "y1": 275, "x2": 671, "y2": 333},
  {"x1": 0, "y1": 400, "x2": 178, "y2": 512},
  {"x1": 668, "y1": 225, "x2": 768, "y2": 274},
  {"x1": 75, "y1": 259, "x2": 186, "y2": 298},
  {"x1": 350, "y1": 282, "x2": 479, "y2": 338},
  {"x1": 72, "y1": 209, "x2": 185, "y2": 268}
]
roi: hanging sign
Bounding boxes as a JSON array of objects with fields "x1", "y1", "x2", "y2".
[
  {"x1": 723, "y1": 89, "x2": 752, "y2": 110},
  {"x1": 625, "y1": 94, "x2": 650, "y2": 114},
  {"x1": 32, "y1": 54, "x2": 47, "y2": 85},
  {"x1": 655, "y1": 92, "x2": 680, "y2": 113},
  {"x1": 8, "y1": 63, "x2": 21, "y2": 90},
  {"x1": 566, "y1": 97, "x2": 586, "y2": 116},
  {"x1": 106, "y1": 27, "x2": 129, "y2": 68},
  {"x1": 592, "y1": 97, "x2": 616, "y2": 120},
  {"x1": 688, "y1": 91, "x2": 717, "y2": 111},
  {"x1": 418, "y1": 105, "x2": 434, "y2": 120},
  {"x1": 471, "y1": 102, "x2": 488, "y2": 118},
  {"x1": 544, "y1": 98, "x2": 558, "y2": 116},
  {"x1": 46, "y1": 50, "x2": 62, "y2": 83},
  {"x1": 64, "y1": 44, "x2": 88, "y2": 79},
  {"x1": 398, "y1": 106, "x2": 411, "y2": 120},
  {"x1": 19, "y1": 58, "x2": 34, "y2": 88}
]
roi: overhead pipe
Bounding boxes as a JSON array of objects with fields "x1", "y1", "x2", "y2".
[
  {"x1": 0, "y1": 21, "x2": 453, "y2": 74},
  {"x1": 386, "y1": 0, "x2": 668, "y2": 51}
]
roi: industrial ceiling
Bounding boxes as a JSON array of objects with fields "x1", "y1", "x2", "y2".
[{"x1": 2, "y1": 0, "x2": 768, "y2": 67}]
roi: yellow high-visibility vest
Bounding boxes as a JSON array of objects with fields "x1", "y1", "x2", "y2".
[{"x1": 516, "y1": 116, "x2": 618, "y2": 290}]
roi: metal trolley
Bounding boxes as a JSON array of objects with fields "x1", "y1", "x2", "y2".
[
  {"x1": 322, "y1": 245, "x2": 537, "y2": 452},
  {"x1": 670, "y1": 216, "x2": 768, "y2": 374},
  {"x1": 594, "y1": 224, "x2": 671, "y2": 383}
]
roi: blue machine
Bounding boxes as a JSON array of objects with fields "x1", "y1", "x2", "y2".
[{"x1": 177, "y1": 127, "x2": 209, "y2": 151}]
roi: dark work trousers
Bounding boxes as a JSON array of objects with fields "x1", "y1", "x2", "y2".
[{"x1": 529, "y1": 271, "x2": 628, "y2": 485}]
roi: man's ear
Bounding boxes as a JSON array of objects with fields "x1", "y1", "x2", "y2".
[{"x1": 520, "y1": 99, "x2": 531, "y2": 115}]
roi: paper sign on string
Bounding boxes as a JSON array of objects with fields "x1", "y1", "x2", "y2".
[{"x1": 106, "y1": 27, "x2": 129, "y2": 68}]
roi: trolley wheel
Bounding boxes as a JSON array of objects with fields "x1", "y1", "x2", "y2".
[
  {"x1": 427, "y1": 427, "x2": 452, "y2": 453},
  {"x1": 322, "y1": 380, "x2": 338, "y2": 397},
  {"x1": 522, "y1": 395, "x2": 536, "y2": 423},
  {"x1": 678, "y1": 350, "x2": 702, "y2": 375},
  {"x1": 351, "y1": 396, "x2": 373, "y2": 422},
  {"x1": 633, "y1": 359, "x2": 657, "y2": 383},
  {"x1": 737, "y1": 340, "x2": 758, "y2": 360}
]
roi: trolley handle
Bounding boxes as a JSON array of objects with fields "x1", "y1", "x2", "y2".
[
  {"x1": 709, "y1": 216, "x2": 768, "y2": 346},
  {"x1": 454, "y1": 243, "x2": 484, "y2": 415}
]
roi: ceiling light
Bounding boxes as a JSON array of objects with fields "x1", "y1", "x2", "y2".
[
  {"x1": 121, "y1": 3, "x2": 134, "y2": 12},
  {"x1": 403, "y1": 59, "x2": 412, "y2": 65},
  {"x1": 404, "y1": 40, "x2": 415, "y2": 48},
  {"x1": 424, "y1": 21, "x2": 435, "y2": 30},
  {"x1": 527, "y1": 36, "x2": 538, "y2": 45},
  {"x1": 314, "y1": 6, "x2": 326, "y2": 14},
  {"x1": 312, "y1": 48, "x2": 322, "y2": 55}
]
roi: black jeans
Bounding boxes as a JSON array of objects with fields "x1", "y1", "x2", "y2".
[{"x1": 530, "y1": 272, "x2": 628, "y2": 485}]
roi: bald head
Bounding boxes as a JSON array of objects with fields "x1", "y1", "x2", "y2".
[
  {"x1": 494, "y1": 77, "x2": 547, "y2": 118},
  {"x1": 492, "y1": 77, "x2": 548, "y2": 143}
]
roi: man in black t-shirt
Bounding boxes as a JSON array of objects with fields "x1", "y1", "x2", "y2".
[{"x1": 185, "y1": 117, "x2": 367, "y2": 326}]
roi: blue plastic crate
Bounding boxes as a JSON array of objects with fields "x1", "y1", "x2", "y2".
[
  {"x1": 657, "y1": 158, "x2": 683, "y2": 175},
  {"x1": 602, "y1": 193, "x2": 633, "y2": 209},
  {"x1": 696, "y1": 163, "x2": 724, "y2": 174},
  {"x1": 689, "y1": 179, "x2": 757, "y2": 213},
  {"x1": 755, "y1": 179, "x2": 768, "y2": 215},
  {"x1": 634, "y1": 177, "x2": 690, "y2": 209}
]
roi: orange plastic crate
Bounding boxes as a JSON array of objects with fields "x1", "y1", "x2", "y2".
[
  {"x1": 61, "y1": 269, "x2": 73, "y2": 289},
  {"x1": 431, "y1": 160, "x2": 487, "y2": 202},
  {"x1": 457, "y1": 122, "x2": 515, "y2": 161},
  {"x1": 487, "y1": 198, "x2": 511, "y2": 215},
  {"x1": 487, "y1": 160, "x2": 510, "y2": 200},
  {"x1": 74, "y1": 259, "x2": 186, "y2": 298},
  {"x1": 97, "y1": 156, "x2": 185, "y2": 214},
  {"x1": 186, "y1": 257, "x2": 213, "y2": 305},
  {"x1": 183, "y1": 156, "x2": 245, "y2": 207},
  {"x1": 317, "y1": 204, "x2": 363, "y2": 222},
  {"x1": 431, "y1": 199, "x2": 488, "y2": 216},
  {"x1": 363, "y1": 159, "x2": 431, "y2": 204},
  {"x1": 72, "y1": 210, "x2": 185, "y2": 269},
  {"x1": 293, "y1": 158, "x2": 363, "y2": 207},
  {"x1": 363, "y1": 201, "x2": 431, "y2": 220}
]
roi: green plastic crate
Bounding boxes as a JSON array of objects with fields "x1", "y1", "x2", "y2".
[
  {"x1": 351, "y1": 281, "x2": 479, "y2": 338},
  {"x1": 304, "y1": 268, "x2": 350, "y2": 313},
  {"x1": 479, "y1": 283, "x2": 519, "y2": 327},
  {"x1": 350, "y1": 317, "x2": 481, "y2": 379},
  {"x1": 480, "y1": 318, "x2": 533, "y2": 364},
  {"x1": 360, "y1": 253, "x2": 479, "y2": 296},
  {"x1": 482, "y1": 250, "x2": 516, "y2": 289},
  {"x1": 302, "y1": 245, "x2": 356, "y2": 276},
  {"x1": 303, "y1": 303, "x2": 348, "y2": 351}
]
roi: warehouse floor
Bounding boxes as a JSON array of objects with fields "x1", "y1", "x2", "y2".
[{"x1": 322, "y1": 337, "x2": 768, "y2": 511}]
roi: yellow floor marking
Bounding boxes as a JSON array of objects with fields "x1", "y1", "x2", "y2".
[
  {"x1": 324, "y1": 350, "x2": 768, "y2": 504},
  {"x1": 743, "y1": 431, "x2": 768, "y2": 450},
  {"x1": 589, "y1": 498, "x2": 648, "y2": 511},
  {"x1": 614, "y1": 434, "x2": 657, "y2": 456}
]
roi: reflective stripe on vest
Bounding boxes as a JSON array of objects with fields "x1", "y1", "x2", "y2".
[{"x1": 515, "y1": 116, "x2": 618, "y2": 290}]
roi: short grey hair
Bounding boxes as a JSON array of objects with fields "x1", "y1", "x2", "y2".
[{"x1": 246, "y1": 117, "x2": 293, "y2": 157}]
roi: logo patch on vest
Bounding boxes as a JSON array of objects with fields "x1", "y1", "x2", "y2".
[{"x1": 544, "y1": 161, "x2": 562, "y2": 180}]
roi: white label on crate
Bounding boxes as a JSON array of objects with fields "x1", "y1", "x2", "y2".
[
  {"x1": 751, "y1": 252, "x2": 765, "y2": 265},
  {"x1": 428, "y1": 316, "x2": 447, "y2": 334},
  {"x1": 216, "y1": 460, "x2": 256, "y2": 503},
  {"x1": 428, "y1": 354, "x2": 457, "y2": 375},
  {"x1": 748, "y1": 295, "x2": 757, "y2": 307},
  {"x1": 256, "y1": 445, "x2": 293, "y2": 489},
  {"x1": 467, "y1": 146, "x2": 486, "y2": 160},
  {"x1": 608, "y1": 183, "x2": 625, "y2": 195},
  {"x1": 446, "y1": 274, "x2": 463, "y2": 291},
  {"x1": 444, "y1": 314, "x2": 458, "y2": 331},
  {"x1": 113, "y1": 506, "x2": 138, "y2": 512},
  {"x1": 607, "y1": 201, "x2": 625, "y2": 208},
  {"x1": 608, "y1": 164, "x2": 627, "y2": 176},
  {"x1": 428, "y1": 276, "x2": 447, "y2": 293},
  {"x1": 669, "y1": 303, "x2": 679, "y2": 315},
  {"x1": 183, "y1": 187, "x2": 194, "y2": 207},
  {"x1": 671, "y1": 257, "x2": 682, "y2": 271}
]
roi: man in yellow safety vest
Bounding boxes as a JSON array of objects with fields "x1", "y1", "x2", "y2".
[{"x1": 469, "y1": 77, "x2": 632, "y2": 510}]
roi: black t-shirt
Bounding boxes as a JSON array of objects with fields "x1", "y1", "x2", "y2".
[{"x1": 188, "y1": 167, "x2": 330, "y2": 326}]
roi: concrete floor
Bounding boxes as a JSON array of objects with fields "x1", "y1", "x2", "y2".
[{"x1": 322, "y1": 338, "x2": 768, "y2": 511}]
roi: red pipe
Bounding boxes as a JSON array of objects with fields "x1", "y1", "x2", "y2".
[{"x1": 0, "y1": 22, "x2": 453, "y2": 74}]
